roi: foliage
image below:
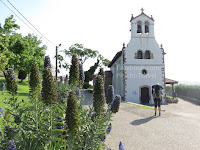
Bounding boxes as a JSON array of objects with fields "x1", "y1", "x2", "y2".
[
  {"x1": 54, "y1": 54, "x2": 69, "y2": 73},
  {"x1": 106, "y1": 85, "x2": 115, "y2": 105},
  {"x1": 6, "y1": 68, "x2": 17, "y2": 95},
  {"x1": 175, "y1": 84, "x2": 200, "y2": 100},
  {"x1": 65, "y1": 43, "x2": 98, "y2": 64},
  {"x1": 65, "y1": 91, "x2": 80, "y2": 137},
  {"x1": 83, "y1": 82, "x2": 90, "y2": 89},
  {"x1": 0, "y1": 15, "x2": 46, "y2": 74},
  {"x1": 84, "y1": 59, "x2": 99, "y2": 83},
  {"x1": 42, "y1": 66, "x2": 58, "y2": 105},
  {"x1": 69, "y1": 54, "x2": 79, "y2": 87},
  {"x1": 93, "y1": 75, "x2": 105, "y2": 116},
  {"x1": 18, "y1": 70, "x2": 27, "y2": 83},
  {"x1": 111, "y1": 94, "x2": 121, "y2": 113}
]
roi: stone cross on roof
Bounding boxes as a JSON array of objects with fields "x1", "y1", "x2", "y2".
[{"x1": 141, "y1": 8, "x2": 144, "y2": 13}]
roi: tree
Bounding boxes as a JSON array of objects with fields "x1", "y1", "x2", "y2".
[
  {"x1": 79, "y1": 64, "x2": 85, "y2": 87},
  {"x1": 84, "y1": 59, "x2": 99, "y2": 83},
  {"x1": 6, "y1": 33, "x2": 46, "y2": 74},
  {"x1": 64, "y1": 43, "x2": 98, "y2": 64},
  {"x1": 69, "y1": 54, "x2": 79, "y2": 87},
  {"x1": 0, "y1": 15, "x2": 46, "y2": 76},
  {"x1": 0, "y1": 15, "x2": 20, "y2": 75}
]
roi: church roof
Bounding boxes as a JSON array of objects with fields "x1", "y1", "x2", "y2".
[
  {"x1": 108, "y1": 50, "x2": 122, "y2": 67},
  {"x1": 130, "y1": 12, "x2": 154, "y2": 22},
  {"x1": 165, "y1": 78, "x2": 178, "y2": 84}
]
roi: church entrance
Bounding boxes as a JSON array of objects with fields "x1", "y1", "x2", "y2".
[{"x1": 140, "y1": 87, "x2": 150, "y2": 104}]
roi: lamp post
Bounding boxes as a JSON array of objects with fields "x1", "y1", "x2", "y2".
[{"x1": 56, "y1": 44, "x2": 61, "y2": 80}]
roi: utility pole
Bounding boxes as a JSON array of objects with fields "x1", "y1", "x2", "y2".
[{"x1": 55, "y1": 44, "x2": 61, "y2": 80}]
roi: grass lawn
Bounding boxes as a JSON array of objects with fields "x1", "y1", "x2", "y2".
[{"x1": 0, "y1": 75, "x2": 30, "y2": 111}]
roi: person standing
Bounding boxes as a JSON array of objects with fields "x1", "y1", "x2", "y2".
[{"x1": 152, "y1": 83, "x2": 163, "y2": 116}]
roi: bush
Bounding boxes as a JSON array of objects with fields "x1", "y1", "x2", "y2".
[
  {"x1": 106, "y1": 85, "x2": 114, "y2": 105},
  {"x1": 176, "y1": 84, "x2": 200, "y2": 100},
  {"x1": 18, "y1": 70, "x2": 27, "y2": 83},
  {"x1": 83, "y1": 82, "x2": 90, "y2": 89}
]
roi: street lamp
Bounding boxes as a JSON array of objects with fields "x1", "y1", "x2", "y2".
[{"x1": 56, "y1": 44, "x2": 61, "y2": 80}]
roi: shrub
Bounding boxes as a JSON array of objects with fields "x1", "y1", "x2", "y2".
[
  {"x1": 18, "y1": 70, "x2": 27, "y2": 83},
  {"x1": 111, "y1": 95, "x2": 121, "y2": 113},
  {"x1": 65, "y1": 91, "x2": 80, "y2": 137},
  {"x1": 69, "y1": 54, "x2": 79, "y2": 87},
  {"x1": 6, "y1": 68, "x2": 17, "y2": 95},
  {"x1": 83, "y1": 82, "x2": 90, "y2": 89},
  {"x1": 93, "y1": 75, "x2": 105, "y2": 116},
  {"x1": 98, "y1": 67, "x2": 105, "y2": 84},
  {"x1": 106, "y1": 85, "x2": 114, "y2": 105}
]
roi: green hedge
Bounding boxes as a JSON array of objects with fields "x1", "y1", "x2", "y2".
[{"x1": 175, "y1": 84, "x2": 200, "y2": 100}]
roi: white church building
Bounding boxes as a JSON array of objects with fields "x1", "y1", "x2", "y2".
[{"x1": 108, "y1": 9, "x2": 166, "y2": 104}]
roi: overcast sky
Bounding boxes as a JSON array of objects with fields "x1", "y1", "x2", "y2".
[{"x1": 1, "y1": 0, "x2": 200, "y2": 84}]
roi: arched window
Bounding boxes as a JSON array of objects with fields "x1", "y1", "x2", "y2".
[
  {"x1": 145, "y1": 50, "x2": 150, "y2": 59},
  {"x1": 145, "y1": 21, "x2": 149, "y2": 33},
  {"x1": 137, "y1": 21, "x2": 142, "y2": 33},
  {"x1": 137, "y1": 51, "x2": 143, "y2": 59}
]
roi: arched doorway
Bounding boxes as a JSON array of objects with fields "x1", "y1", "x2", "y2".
[{"x1": 140, "y1": 86, "x2": 151, "y2": 104}]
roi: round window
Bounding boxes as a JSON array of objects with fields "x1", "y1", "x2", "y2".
[{"x1": 142, "y1": 69, "x2": 147, "y2": 75}]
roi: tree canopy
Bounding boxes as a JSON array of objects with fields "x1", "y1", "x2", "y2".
[{"x1": 0, "y1": 15, "x2": 46, "y2": 75}]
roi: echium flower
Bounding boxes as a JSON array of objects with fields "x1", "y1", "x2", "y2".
[
  {"x1": 1, "y1": 82, "x2": 5, "y2": 90},
  {"x1": 111, "y1": 94, "x2": 121, "y2": 113},
  {"x1": 93, "y1": 75, "x2": 105, "y2": 116},
  {"x1": 14, "y1": 115, "x2": 21, "y2": 125},
  {"x1": 4, "y1": 125, "x2": 17, "y2": 140},
  {"x1": 119, "y1": 141, "x2": 125, "y2": 150},
  {"x1": 6, "y1": 68, "x2": 17, "y2": 95},
  {"x1": 106, "y1": 85, "x2": 114, "y2": 105},
  {"x1": 0, "y1": 107, "x2": 4, "y2": 116},
  {"x1": 8, "y1": 139, "x2": 17, "y2": 150},
  {"x1": 56, "y1": 116, "x2": 64, "y2": 129},
  {"x1": 79, "y1": 63, "x2": 85, "y2": 86}
]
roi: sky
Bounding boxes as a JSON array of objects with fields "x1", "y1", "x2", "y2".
[{"x1": 0, "y1": 0, "x2": 200, "y2": 84}]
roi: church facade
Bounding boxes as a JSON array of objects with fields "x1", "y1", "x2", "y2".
[{"x1": 108, "y1": 10, "x2": 165, "y2": 104}]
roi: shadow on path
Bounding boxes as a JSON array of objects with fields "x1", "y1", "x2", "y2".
[{"x1": 130, "y1": 116, "x2": 155, "y2": 126}]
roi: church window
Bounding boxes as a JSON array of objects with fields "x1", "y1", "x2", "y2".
[
  {"x1": 137, "y1": 21, "x2": 142, "y2": 33},
  {"x1": 142, "y1": 69, "x2": 147, "y2": 75},
  {"x1": 145, "y1": 50, "x2": 150, "y2": 59},
  {"x1": 137, "y1": 50, "x2": 143, "y2": 59},
  {"x1": 145, "y1": 21, "x2": 149, "y2": 33}
]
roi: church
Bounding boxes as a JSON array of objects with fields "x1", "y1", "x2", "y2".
[{"x1": 107, "y1": 9, "x2": 166, "y2": 104}]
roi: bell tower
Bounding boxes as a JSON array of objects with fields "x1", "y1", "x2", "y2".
[{"x1": 130, "y1": 8, "x2": 155, "y2": 38}]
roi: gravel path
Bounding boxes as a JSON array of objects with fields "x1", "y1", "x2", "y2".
[
  {"x1": 83, "y1": 91, "x2": 200, "y2": 150},
  {"x1": 105, "y1": 99, "x2": 200, "y2": 150}
]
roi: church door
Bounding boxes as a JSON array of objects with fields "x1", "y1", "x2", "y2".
[{"x1": 141, "y1": 87, "x2": 150, "y2": 104}]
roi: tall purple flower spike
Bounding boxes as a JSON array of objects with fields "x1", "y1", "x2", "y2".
[{"x1": 119, "y1": 141, "x2": 125, "y2": 150}]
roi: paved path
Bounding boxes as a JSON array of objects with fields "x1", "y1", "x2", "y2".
[
  {"x1": 83, "y1": 91, "x2": 200, "y2": 150},
  {"x1": 104, "y1": 98, "x2": 200, "y2": 150}
]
